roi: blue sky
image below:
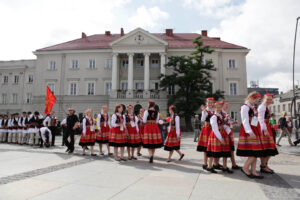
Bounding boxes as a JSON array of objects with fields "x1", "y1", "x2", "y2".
[{"x1": 0, "y1": 0, "x2": 299, "y2": 92}]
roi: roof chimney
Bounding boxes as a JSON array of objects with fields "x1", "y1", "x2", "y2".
[
  {"x1": 81, "y1": 32, "x2": 87, "y2": 38},
  {"x1": 105, "y1": 31, "x2": 111, "y2": 36},
  {"x1": 201, "y1": 30, "x2": 207, "y2": 37},
  {"x1": 120, "y1": 28, "x2": 124, "y2": 36},
  {"x1": 165, "y1": 29, "x2": 173, "y2": 36}
]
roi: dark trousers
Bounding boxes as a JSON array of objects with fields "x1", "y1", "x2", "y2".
[
  {"x1": 271, "y1": 128, "x2": 276, "y2": 143},
  {"x1": 64, "y1": 129, "x2": 75, "y2": 151},
  {"x1": 62, "y1": 127, "x2": 67, "y2": 146},
  {"x1": 49, "y1": 126, "x2": 56, "y2": 146},
  {"x1": 294, "y1": 139, "x2": 300, "y2": 146}
]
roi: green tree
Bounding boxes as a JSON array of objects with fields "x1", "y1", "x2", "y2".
[{"x1": 160, "y1": 36, "x2": 224, "y2": 131}]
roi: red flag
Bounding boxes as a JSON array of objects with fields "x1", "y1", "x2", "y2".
[{"x1": 45, "y1": 86, "x2": 57, "y2": 115}]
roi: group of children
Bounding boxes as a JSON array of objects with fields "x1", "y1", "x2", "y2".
[
  {"x1": 197, "y1": 92, "x2": 278, "y2": 178},
  {"x1": 78, "y1": 101, "x2": 184, "y2": 163},
  {"x1": 0, "y1": 111, "x2": 54, "y2": 147}
]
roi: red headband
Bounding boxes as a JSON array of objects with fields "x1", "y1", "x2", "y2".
[
  {"x1": 215, "y1": 101, "x2": 223, "y2": 106},
  {"x1": 206, "y1": 97, "x2": 215, "y2": 102},
  {"x1": 221, "y1": 100, "x2": 226, "y2": 104},
  {"x1": 116, "y1": 104, "x2": 121, "y2": 107},
  {"x1": 264, "y1": 93, "x2": 274, "y2": 98},
  {"x1": 251, "y1": 93, "x2": 261, "y2": 99}
]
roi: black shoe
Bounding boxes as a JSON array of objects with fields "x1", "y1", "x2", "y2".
[
  {"x1": 91, "y1": 154, "x2": 97, "y2": 156},
  {"x1": 128, "y1": 157, "x2": 132, "y2": 160},
  {"x1": 65, "y1": 148, "x2": 70, "y2": 153},
  {"x1": 149, "y1": 156, "x2": 153, "y2": 163},
  {"x1": 252, "y1": 174, "x2": 264, "y2": 179},
  {"x1": 167, "y1": 159, "x2": 171, "y2": 163},
  {"x1": 68, "y1": 149, "x2": 74, "y2": 154},
  {"x1": 202, "y1": 164, "x2": 208, "y2": 170},
  {"x1": 241, "y1": 168, "x2": 253, "y2": 178},
  {"x1": 222, "y1": 167, "x2": 234, "y2": 174},
  {"x1": 260, "y1": 166, "x2": 274, "y2": 174},
  {"x1": 207, "y1": 167, "x2": 218, "y2": 173},
  {"x1": 137, "y1": 153, "x2": 142, "y2": 156},
  {"x1": 132, "y1": 157, "x2": 137, "y2": 160},
  {"x1": 108, "y1": 153, "x2": 113, "y2": 156},
  {"x1": 232, "y1": 165, "x2": 242, "y2": 170},
  {"x1": 213, "y1": 164, "x2": 223, "y2": 170},
  {"x1": 179, "y1": 154, "x2": 185, "y2": 161},
  {"x1": 120, "y1": 158, "x2": 127, "y2": 161}
]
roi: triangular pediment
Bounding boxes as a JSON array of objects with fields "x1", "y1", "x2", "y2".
[{"x1": 110, "y1": 28, "x2": 168, "y2": 46}]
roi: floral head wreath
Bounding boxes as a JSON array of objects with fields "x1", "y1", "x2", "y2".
[
  {"x1": 206, "y1": 97, "x2": 215, "y2": 102},
  {"x1": 214, "y1": 101, "x2": 223, "y2": 106},
  {"x1": 251, "y1": 93, "x2": 261, "y2": 99},
  {"x1": 264, "y1": 93, "x2": 274, "y2": 98}
]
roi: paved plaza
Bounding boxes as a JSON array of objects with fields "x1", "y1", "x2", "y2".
[{"x1": 0, "y1": 134, "x2": 299, "y2": 200}]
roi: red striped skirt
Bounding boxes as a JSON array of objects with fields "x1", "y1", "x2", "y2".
[
  {"x1": 236, "y1": 124, "x2": 265, "y2": 157},
  {"x1": 196, "y1": 125, "x2": 211, "y2": 152},
  {"x1": 164, "y1": 127, "x2": 181, "y2": 151},
  {"x1": 142, "y1": 123, "x2": 163, "y2": 149},
  {"x1": 79, "y1": 129, "x2": 95, "y2": 146},
  {"x1": 206, "y1": 129, "x2": 231, "y2": 158},
  {"x1": 96, "y1": 124, "x2": 110, "y2": 144},
  {"x1": 126, "y1": 125, "x2": 142, "y2": 147},
  {"x1": 109, "y1": 126, "x2": 127, "y2": 147},
  {"x1": 258, "y1": 123, "x2": 278, "y2": 156},
  {"x1": 138, "y1": 125, "x2": 144, "y2": 140}
]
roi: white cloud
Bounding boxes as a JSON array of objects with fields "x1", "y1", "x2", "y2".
[
  {"x1": 208, "y1": 0, "x2": 300, "y2": 92},
  {"x1": 0, "y1": 0, "x2": 132, "y2": 60},
  {"x1": 128, "y1": 6, "x2": 169, "y2": 30}
]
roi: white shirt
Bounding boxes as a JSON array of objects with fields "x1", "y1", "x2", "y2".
[
  {"x1": 0, "y1": 119, "x2": 2, "y2": 128},
  {"x1": 171, "y1": 115, "x2": 180, "y2": 137},
  {"x1": 241, "y1": 101, "x2": 255, "y2": 135},
  {"x1": 142, "y1": 110, "x2": 160, "y2": 123},
  {"x1": 61, "y1": 118, "x2": 67, "y2": 126},
  {"x1": 201, "y1": 107, "x2": 214, "y2": 122},
  {"x1": 40, "y1": 127, "x2": 52, "y2": 143},
  {"x1": 111, "y1": 113, "x2": 126, "y2": 128},
  {"x1": 210, "y1": 112, "x2": 231, "y2": 141},
  {"x1": 82, "y1": 117, "x2": 94, "y2": 135},
  {"x1": 258, "y1": 103, "x2": 269, "y2": 132},
  {"x1": 97, "y1": 113, "x2": 111, "y2": 130}
]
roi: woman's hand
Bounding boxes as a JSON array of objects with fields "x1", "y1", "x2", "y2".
[{"x1": 201, "y1": 104, "x2": 206, "y2": 112}]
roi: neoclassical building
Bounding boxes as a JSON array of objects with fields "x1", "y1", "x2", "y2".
[{"x1": 0, "y1": 28, "x2": 249, "y2": 120}]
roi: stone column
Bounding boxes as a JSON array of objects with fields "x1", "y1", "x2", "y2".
[
  {"x1": 110, "y1": 53, "x2": 118, "y2": 98},
  {"x1": 126, "y1": 53, "x2": 134, "y2": 98},
  {"x1": 160, "y1": 52, "x2": 166, "y2": 76},
  {"x1": 143, "y1": 53, "x2": 150, "y2": 98}
]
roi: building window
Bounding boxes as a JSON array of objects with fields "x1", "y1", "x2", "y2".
[
  {"x1": 50, "y1": 61, "x2": 56, "y2": 70},
  {"x1": 89, "y1": 59, "x2": 96, "y2": 69},
  {"x1": 283, "y1": 104, "x2": 286, "y2": 111},
  {"x1": 231, "y1": 111, "x2": 238, "y2": 121},
  {"x1": 151, "y1": 59, "x2": 159, "y2": 68},
  {"x1": 229, "y1": 83, "x2": 237, "y2": 96},
  {"x1": 87, "y1": 83, "x2": 95, "y2": 95},
  {"x1": 26, "y1": 93, "x2": 32, "y2": 104},
  {"x1": 1, "y1": 93, "x2": 7, "y2": 104},
  {"x1": 151, "y1": 82, "x2": 159, "y2": 90},
  {"x1": 106, "y1": 59, "x2": 112, "y2": 69},
  {"x1": 72, "y1": 60, "x2": 79, "y2": 69},
  {"x1": 12, "y1": 93, "x2": 18, "y2": 104},
  {"x1": 136, "y1": 82, "x2": 144, "y2": 90},
  {"x1": 273, "y1": 106, "x2": 276, "y2": 112},
  {"x1": 136, "y1": 59, "x2": 144, "y2": 68},
  {"x1": 70, "y1": 83, "x2": 77, "y2": 95},
  {"x1": 47, "y1": 83, "x2": 55, "y2": 93},
  {"x1": 121, "y1": 82, "x2": 128, "y2": 91},
  {"x1": 229, "y1": 59, "x2": 236, "y2": 69},
  {"x1": 105, "y1": 82, "x2": 112, "y2": 95},
  {"x1": 122, "y1": 60, "x2": 128, "y2": 69},
  {"x1": 278, "y1": 105, "x2": 281, "y2": 113},
  {"x1": 14, "y1": 75, "x2": 19, "y2": 84},
  {"x1": 28, "y1": 75, "x2": 33, "y2": 83},
  {"x1": 168, "y1": 85, "x2": 175, "y2": 95},
  {"x1": 3, "y1": 76, "x2": 8, "y2": 84},
  {"x1": 288, "y1": 103, "x2": 291, "y2": 112}
]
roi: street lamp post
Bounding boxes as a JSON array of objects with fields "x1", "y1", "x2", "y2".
[{"x1": 292, "y1": 17, "x2": 300, "y2": 139}]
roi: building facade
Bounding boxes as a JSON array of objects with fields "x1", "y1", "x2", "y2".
[{"x1": 0, "y1": 28, "x2": 249, "y2": 120}]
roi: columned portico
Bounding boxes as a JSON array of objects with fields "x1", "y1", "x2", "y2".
[
  {"x1": 160, "y1": 53, "x2": 166, "y2": 76},
  {"x1": 126, "y1": 53, "x2": 134, "y2": 98}
]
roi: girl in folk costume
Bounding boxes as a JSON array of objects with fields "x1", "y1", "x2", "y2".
[
  {"x1": 206, "y1": 101, "x2": 233, "y2": 174},
  {"x1": 197, "y1": 97, "x2": 215, "y2": 170},
  {"x1": 109, "y1": 104, "x2": 127, "y2": 161},
  {"x1": 125, "y1": 104, "x2": 142, "y2": 160},
  {"x1": 237, "y1": 92, "x2": 265, "y2": 179},
  {"x1": 143, "y1": 101, "x2": 163, "y2": 163},
  {"x1": 164, "y1": 105, "x2": 185, "y2": 162},
  {"x1": 79, "y1": 109, "x2": 97, "y2": 156},
  {"x1": 96, "y1": 105, "x2": 112, "y2": 156},
  {"x1": 137, "y1": 108, "x2": 145, "y2": 156},
  {"x1": 221, "y1": 100, "x2": 241, "y2": 170},
  {"x1": 258, "y1": 94, "x2": 278, "y2": 174}
]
